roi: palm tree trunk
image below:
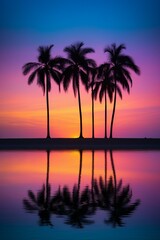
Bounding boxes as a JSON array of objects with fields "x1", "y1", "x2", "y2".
[
  {"x1": 105, "y1": 90, "x2": 107, "y2": 138},
  {"x1": 92, "y1": 85, "x2": 94, "y2": 138},
  {"x1": 91, "y1": 150, "x2": 95, "y2": 191},
  {"x1": 78, "y1": 150, "x2": 83, "y2": 199},
  {"x1": 91, "y1": 150, "x2": 95, "y2": 204},
  {"x1": 110, "y1": 150, "x2": 117, "y2": 207},
  {"x1": 77, "y1": 83, "x2": 83, "y2": 138},
  {"x1": 45, "y1": 150, "x2": 50, "y2": 209},
  {"x1": 110, "y1": 79, "x2": 117, "y2": 139},
  {"x1": 104, "y1": 150, "x2": 107, "y2": 189},
  {"x1": 46, "y1": 75, "x2": 50, "y2": 138}
]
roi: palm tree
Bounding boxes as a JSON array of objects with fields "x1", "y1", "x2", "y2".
[
  {"x1": 23, "y1": 150, "x2": 65, "y2": 226},
  {"x1": 104, "y1": 43, "x2": 140, "y2": 138},
  {"x1": 93, "y1": 63, "x2": 122, "y2": 138},
  {"x1": 58, "y1": 150, "x2": 94, "y2": 228},
  {"x1": 62, "y1": 42, "x2": 96, "y2": 138},
  {"x1": 22, "y1": 45, "x2": 62, "y2": 138},
  {"x1": 105, "y1": 180, "x2": 140, "y2": 227},
  {"x1": 23, "y1": 184, "x2": 54, "y2": 226},
  {"x1": 23, "y1": 151, "x2": 52, "y2": 225},
  {"x1": 94, "y1": 176, "x2": 114, "y2": 211},
  {"x1": 107, "y1": 150, "x2": 140, "y2": 227},
  {"x1": 60, "y1": 185, "x2": 93, "y2": 228}
]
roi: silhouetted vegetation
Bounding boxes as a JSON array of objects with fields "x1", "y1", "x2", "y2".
[
  {"x1": 23, "y1": 150, "x2": 140, "y2": 228},
  {"x1": 22, "y1": 45, "x2": 62, "y2": 138},
  {"x1": 22, "y1": 42, "x2": 140, "y2": 138}
]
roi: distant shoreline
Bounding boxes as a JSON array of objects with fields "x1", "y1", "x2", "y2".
[{"x1": 0, "y1": 138, "x2": 160, "y2": 150}]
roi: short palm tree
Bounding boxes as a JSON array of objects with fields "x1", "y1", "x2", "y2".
[
  {"x1": 104, "y1": 43, "x2": 140, "y2": 138},
  {"x1": 62, "y1": 42, "x2": 96, "y2": 138},
  {"x1": 22, "y1": 45, "x2": 62, "y2": 138},
  {"x1": 93, "y1": 63, "x2": 122, "y2": 138}
]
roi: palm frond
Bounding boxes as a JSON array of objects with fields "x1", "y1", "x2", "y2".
[
  {"x1": 28, "y1": 190, "x2": 37, "y2": 203},
  {"x1": 22, "y1": 62, "x2": 40, "y2": 75},
  {"x1": 50, "y1": 69, "x2": 61, "y2": 88},
  {"x1": 93, "y1": 82, "x2": 101, "y2": 100},
  {"x1": 115, "y1": 84, "x2": 122, "y2": 99},
  {"x1": 38, "y1": 45, "x2": 54, "y2": 63},
  {"x1": 119, "y1": 55, "x2": 140, "y2": 75},
  {"x1": 81, "y1": 47, "x2": 95, "y2": 55},
  {"x1": 86, "y1": 58, "x2": 97, "y2": 68},
  {"x1": 23, "y1": 199, "x2": 38, "y2": 212},
  {"x1": 72, "y1": 70, "x2": 79, "y2": 97},
  {"x1": 37, "y1": 185, "x2": 45, "y2": 206},
  {"x1": 99, "y1": 87, "x2": 105, "y2": 103},
  {"x1": 62, "y1": 66, "x2": 73, "y2": 92},
  {"x1": 37, "y1": 68, "x2": 45, "y2": 94},
  {"x1": 46, "y1": 74, "x2": 51, "y2": 92},
  {"x1": 80, "y1": 70, "x2": 89, "y2": 91}
]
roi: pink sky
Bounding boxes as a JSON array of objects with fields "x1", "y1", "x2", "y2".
[
  {"x1": 0, "y1": 26, "x2": 160, "y2": 138},
  {"x1": 1, "y1": 42, "x2": 160, "y2": 138}
]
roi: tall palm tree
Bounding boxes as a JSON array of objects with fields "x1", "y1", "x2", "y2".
[
  {"x1": 22, "y1": 45, "x2": 62, "y2": 138},
  {"x1": 93, "y1": 63, "x2": 122, "y2": 138},
  {"x1": 58, "y1": 150, "x2": 94, "y2": 228},
  {"x1": 23, "y1": 150, "x2": 64, "y2": 226},
  {"x1": 104, "y1": 43, "x2": 140, "y2": 138},
  {"x1": 107, "y1": 150, "x2": 140, "y2": 227},
  {"x1": 23, "y1": 151, "x2": 53, "y2": 226},
  {"x1": 62, "y1": 42, "x2": 96, "y2": 138}
]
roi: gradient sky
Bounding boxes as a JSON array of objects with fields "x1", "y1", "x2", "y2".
[{"x1": 0, "y1": 0, "x2": 160, "y2": 138}]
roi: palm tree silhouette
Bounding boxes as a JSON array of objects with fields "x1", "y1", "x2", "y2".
[
  {"x1": 60, "y1": 184, "x2": 93, "y2": 228},
  {"x1": 22, "y1": 45, "x2": 62, "y2": 138},
  {"x1": 57, "y1": 150, "x2": 94, "y2": 228},
  {"x1": 23, "y1": 184, "x2": 54, "y2": 226},
  {"x1": 107, "y1": 150, "x2": 141, "y2": 227},
  {"x1": 93, "y1": 151, "x2": 140, "y2": 227},
  {"x1": 62, "y1": 42, "x2": 96, "y2": 138},
  {"x1": 94, "y1": 176, "x2": 114, "y2": 211},
  {"x1": 93, "y1": 64, "x2": 122, "y2": 138},
  {"x1": 105, "y1": 180, "x2": 140, "y2": 227},
  {"x1": 104, "y1": 43, "x2": 140, "y2": 138},
  {"x1": 23, "y1": 151, "x2": 62, "y2": 226}
]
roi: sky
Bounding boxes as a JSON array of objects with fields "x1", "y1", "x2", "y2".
[{"x1": 0, "y1": 0, "x2": 160, "y2": 138}]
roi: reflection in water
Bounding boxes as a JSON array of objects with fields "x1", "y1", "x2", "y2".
[
  {"x1": 23, "y1": 150, "x2": 140, "y2": 228},
  {"x1": 23, "y1": 151, "x2": 63, "y2": 226}
]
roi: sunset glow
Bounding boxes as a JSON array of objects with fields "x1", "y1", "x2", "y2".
[{"x1": 0, "y1": 0, "x2": 160, "y2": 138}]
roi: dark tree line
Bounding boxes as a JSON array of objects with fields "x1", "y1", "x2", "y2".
[{"x1": 22, "y1": 42, "x2": 140, "y2": 138}]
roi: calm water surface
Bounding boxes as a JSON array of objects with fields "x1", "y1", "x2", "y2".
[{"x1": 0, "y1": 150, "x2": 160, "y2": 240}]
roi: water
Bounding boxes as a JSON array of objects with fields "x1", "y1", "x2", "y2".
[{"x1": 0, "y1": 150, "x2": 160, "y2": 240}]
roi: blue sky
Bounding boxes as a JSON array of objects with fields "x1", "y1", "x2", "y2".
[{"x1": 1, "y1": 0, "x2": 160, "y2": 30}]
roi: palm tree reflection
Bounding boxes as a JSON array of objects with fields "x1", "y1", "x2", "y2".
[
  {"x1": 23, "y1": 150, "x2": 140, "y2": 228},
  {"x1": 94, "y1": 150, "x2": 140, "y2": 227},
  {"x1": 59, "y1": 150, "x2": 94, "y2": 228},
  {"x1": 23, "y1": 151, "x2": 62, "y2": 226}
]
